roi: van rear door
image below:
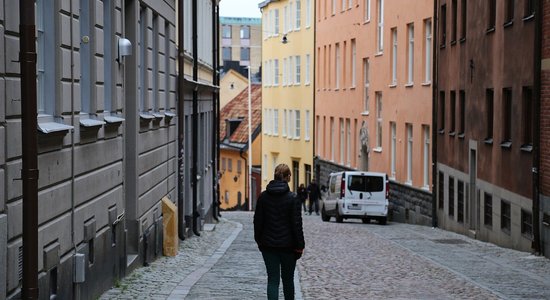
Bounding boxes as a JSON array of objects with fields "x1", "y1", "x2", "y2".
[{"x1": 346, "y1": 174, "x2": 386, "y2": 214}]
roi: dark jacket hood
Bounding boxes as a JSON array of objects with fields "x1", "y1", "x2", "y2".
[{"x1": 266, "y1": 180, "x2": 290, "y2": 196}]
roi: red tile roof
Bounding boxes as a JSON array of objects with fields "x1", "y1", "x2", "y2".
[{"x1": 219, "y1": 84, "x2": 262, "y2": 144}]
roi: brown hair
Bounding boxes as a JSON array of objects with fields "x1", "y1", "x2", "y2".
[{"x1": 274, "y1": 164, "x2": 291, "y2": 181}]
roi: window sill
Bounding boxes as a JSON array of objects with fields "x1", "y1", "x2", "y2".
[
  {"x1": 305, "y1": 138, "x2": 310, "y2": 142},
  {"x1": 520, "y1": 144, "x2": 533, "y2": 153},
  {"x1": 421, "y1": 185, "x2": 430, "y2": 191},
  {"x1": 438, "y1": 129, "x2": 445, "y2": 135},
  {"x1": 305, "y1": 82, "x2": 311, "y2": 86},
  {"x1": 373, "y1": 147, "x2": 382, "y2": 153},
  {"x1": 375, "y1": 52, "x2": 383, "y2": 57},
  {"x1": 152, "y1": 113, "x2": 165, "y2": 119},
  {"x1": 334, "y1": 88, "x2": 339, "y2": 91},
  {"x1": 523, "y1": 14, "x2": 535, "y2": 22},
  {"x1": 165, "y1": 111, "x2": 176, "y2": 118},
  {"x1": 486, "y1": 27, "x2": 495, "y2": 34},
  {"x1": 503, "y1": 21, "x2": 514, "y2": 28},
  {"x1": 405, "y1": 181, "x2": 413, "y2": 186},
  {"x1": 80, "y1": 119, "x2": 106, "y2": 128},
  {"x1": 500, "y1": 141, "x2": 512, "y2": 149},
  {"x1": 459, "y1": 37, "x2": 466, "y2": 44},
  {"x1": 449, "y1": 131, "x2": 456, "y2": 137},
  {"x1": 388, "y1": 83, "x2": 397, "y2": 88},
  {"x1": 458, "y1": 133, "x2": 465, "y2": 139},
  {"x1": 361, "y1": 111, "x2": 370, "y2": 116},
  {"x1": 363, "y1": 20, "x2": 371, "y2": 25},
  {"x1": 293, "y1": 137, "x2": 301, "y2": 140},
  {"x1": 422, "y1": 82, "x2": 432, "y2": 86},
  {"x1": 440, "y1": 44, "x2": 446, "y2": 49},
  {"x1": 140, "y1": 113, "x2": 155, "y2": 122},
  {"x1": 104, "y1": 116, "x2": 125, "y2": 124},
  {"x1": 38, "y1": 122, "x2": 74, "y2": 134},
  {"x1": 405, "y1": 83, "x2": 414, "y2": 88},
  {"x1": 484, "y1": 138, "x2": 493, "y2": 145},
  {"x1": 450, "y1": 40, "x2": 457, "y2": 46}
]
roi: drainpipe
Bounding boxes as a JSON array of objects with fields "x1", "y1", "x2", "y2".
[
  {"x1": 240, "y1": 149, "x2": 248, "y2": 210},
  {"x1": 532, "y1": 0, "x2": 542, "y2": 254},
  {"x1": 20, "y1": 0, "x2": 39, "y2": 298},
  {"x1": 192, "y1": 0, "x2": 200, "y2": 236},
  {"x1": 312, "y1": 0, "x2": 316, "y2": 173},
  {"x1": 177, "y1": 0, "x2": 186, "y2": 240},
  {"x1": 216, "y1": 6, "x2": 222, "y2": 218},
  {"x1": 431, "y1": 0, "x2": 439, "y2": 228},
  {"x1": 211, "y1": 2, "x2": 219, "y2": 222}
]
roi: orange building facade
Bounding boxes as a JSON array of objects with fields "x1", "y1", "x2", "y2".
[{"x1": 315, "y1": 0, "x2": 434, "y2": 224}]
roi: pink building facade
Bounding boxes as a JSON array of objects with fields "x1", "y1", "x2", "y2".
[{"x1": 315, "y1": 0, "x2": 434, "y2": 225}]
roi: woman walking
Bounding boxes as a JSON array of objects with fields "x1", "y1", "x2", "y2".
[{"x1": 254, "y1": 164, "x2": 305, "y2": 300}]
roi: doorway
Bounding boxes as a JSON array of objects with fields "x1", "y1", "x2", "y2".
[{"x1": 469, "y1": 149, "x2": 479, "y2": 231}]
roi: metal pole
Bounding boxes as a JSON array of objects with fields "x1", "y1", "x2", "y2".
[
  {"x1": 248, "y1": 67, "x2": 252, "y2": 211},
  {"x1": 177, "y1": 0, "x2": 186, "y2": 240},
  {"x1": 20, "y1": 0, "x2": 39, "y2": 298},
  {"x1": 192, "y1": 0, "x2": 200, "y2": 236}
]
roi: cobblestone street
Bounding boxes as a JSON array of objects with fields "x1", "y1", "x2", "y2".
[{"x1": 102, "y1": 212, "x2": 550, "y2": 299}]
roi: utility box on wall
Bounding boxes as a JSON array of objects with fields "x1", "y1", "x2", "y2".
[{"x1": 162, "y1": 197, "x2": 178, "y2": 257}]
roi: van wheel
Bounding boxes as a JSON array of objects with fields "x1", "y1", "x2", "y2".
[
  {"x1": 379, "y1": 217, "x2": 387, "y2": 225},
  {"x1": 335, "y1": 210, "x2": 344, "y2": 223},
  {"x1": 321, "y1": 207, "x2": 330, "y2": 222},
  {"x1": 362, "y1": 217, "x2": 370, "y2": 224}
]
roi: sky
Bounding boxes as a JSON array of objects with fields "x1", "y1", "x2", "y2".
[{"x1": 219, "y1": 0, "x2": 263, "y2": 18}]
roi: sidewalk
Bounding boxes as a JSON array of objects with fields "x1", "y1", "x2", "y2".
[{"x1": 101, "y1": 212, "x2": 301, "y2": 299}]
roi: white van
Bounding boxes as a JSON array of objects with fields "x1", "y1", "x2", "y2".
[{"x1": 321, "y1": 171, "x2": 389, "y2": 225}]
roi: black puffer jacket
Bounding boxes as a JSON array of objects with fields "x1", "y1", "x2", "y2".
[{"x1": 254, "y1": 180, "x2": 305, "y2": 252}]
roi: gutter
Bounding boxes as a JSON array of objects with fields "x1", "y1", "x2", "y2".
[
  {"x1": 192, "y1": 0, "x2": 200, "y2": 236},
  {"x1": 177, "y1": 0, "x2": 186, "y2": 240},
  {"x1": 431, "y1": 0, "x2": 439, "y2": 228},
  {"x1": 216, "y1": 1, "x2": 222, "y2": 219},
  {"x1": 240, "y1": 149, "x2": 249, "y2": 210},
  {"x1": 20, "y1": 0, "x2": 39, "y2": 298},
  {"x1": 532, "y1": 0, "x2": 542, "y2": 254},
  {"x1": 212, "y1": 2, "x2": 219, "y2": 222}
]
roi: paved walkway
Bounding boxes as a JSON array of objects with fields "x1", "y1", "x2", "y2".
[{"x1": 101, "y1": 212, "x2": 550, "y2": 300}]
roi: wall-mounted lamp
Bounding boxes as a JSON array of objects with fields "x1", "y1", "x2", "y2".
[
  {"x1": 281, "y1": 34, "x2": 288, "y2": 44},
  {"x1": 117, "y1": 38, "x2": 132, "y2": 64}
]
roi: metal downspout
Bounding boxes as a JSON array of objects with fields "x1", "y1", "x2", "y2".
[
  {"x1": 177, "y1": 0, "x2": 186, "y2": 240},
  {"x1": 431, "y1": 0, "x2": 439, "y2": 228},
  {"x1": 532, "y1": 0, "x2": 542, "y2": 254},
  {"x1": 20, "y1": 0, "x2": 39, "y2": 298},
  {"x1": 240, "y1": 150, "x2": 248, "y2": 210},
  {"x1": 216, "y1": 3, "x2": 222, "y2": 218},
  {"x1": 212, "y1": 2, "x2": 219, "y2": 222},
  {"x1": 192, "y1": 0, "x2": 200, "y2": 236}
]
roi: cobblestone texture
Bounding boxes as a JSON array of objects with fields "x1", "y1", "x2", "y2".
[{"x1": 101, "y1": 212, "x2": 550, "y2": 300}]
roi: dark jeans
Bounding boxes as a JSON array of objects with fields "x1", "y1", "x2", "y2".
[
  {"x1": 301, "y1": 200, "x2": 307, "y2": 212},
  {"x1": 308, "y1": 199, "x2": 319, "y2": 214},
  {"x1": 261, "y1": 251, "x2": 297, "y2": 300}
]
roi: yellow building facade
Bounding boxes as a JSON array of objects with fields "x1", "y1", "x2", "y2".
[{"x1": 259, "y1": 0, "x2": 315, "y2": 191}]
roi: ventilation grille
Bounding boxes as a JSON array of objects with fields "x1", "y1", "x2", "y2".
[{"x1": 18, "y1": 246, "x2": 23, "y2": 283}]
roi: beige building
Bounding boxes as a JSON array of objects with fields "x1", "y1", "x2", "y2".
[
  {"x1": 220, "y1": 69, "x2": 249, "y2": 109},
  {"x1": 220, "y1": 17, "x2": 262, "y2": 78}
]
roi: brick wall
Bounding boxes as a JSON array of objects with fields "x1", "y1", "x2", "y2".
[{"x1": 541, "y1": 0, "x2": 550, "y2": 195}]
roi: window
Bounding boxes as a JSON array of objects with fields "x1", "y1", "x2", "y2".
[
  {"x1": 486, "y1": 89, "x2": 494, "y2": 142},
  {"x1": 263, "y1": 155, "x2": 267, "y2": 180},
  {"x1": 501, "y1": 200, "x2": 511, "y2": 234},
  {"x1": 282, "y1": 58, "x2": 287, "y2": 86},
  {"x1": 273, "y1": 109, "x2": 279, "y2": 135},
  {"x1": 391, "y1": 28, "x2": 397, "y2": 84},
  {"x1": 295, "y1": 55, "x2": 301, "y2": 84},
  {"x1": 502, "y1": 88, "x2": 512, "y2": 146},
  {"x1": 296, "y1": 0, "x2": 301, "y2": 29},
  {"x1": 423, "y1": 125, "x2": 430, "y2": 187},
  {"x1": 274, "y1": 59, "x2": 279, "y2": 86},
  {"x1": 222, "y1": 47, "x2": 231, "y2": 61},
  {"x1": 390, "y1": 122, "x2": 396, "y2": 178},
  {"x1": 525, "y1": 0, "x2": 534, "y2": 18},
  {"x1": 407, "y1": 24, "x2": 414, "y2": 84},
  {"x1": 521, "y1": 210, "x2": 533, "y2": 239},
  {"x1": 340, "y1": 118, "x2": 345, "y2": 164},
  {"x1": 440, "y1": 4, "x2": 447, "y2": 46},
  {"x1": 438, "y1": 172, "x2": 444, "y2": 210},
  {"x1": 284, "y1": 6, "x2": 288, "y2": 33},
  {"x1": 305, "y1": 54, "x2": 311, "y2": 84},
  {"x1": 438, "y1": 91, "x2": 445, "y2": 132},
  {"x1": 288, "y1": 110, "x2": 294, "y2": 138},
  {"x1": 424, "y1": 19, "x2": 432, "y2": 83},
  {"x1": 139, "y1": 7, "x2": 148, "y2": 113},
  {"x1": 332, "y1": 0, "x2": 336, "y2": 14},
  {"x1": 450, "y1": 91, "x2": 456, "y2": 134},
  {"x1": 448, "y1": 176, "x2": 454, "y2": 217},
  {"x1": 275, "y1": 9, "x2": 280, "y2": 34},
  {"x1": 228, "y1": 158, "x2": 233, "y2": 172},
  {"x1": 376, "y1": 92, "x2": 383, "y2": 148},
  {"x1": 406, "y1": 124, "x2": 413, "y2": 183},
  {"x1": 283, "y1": 109, "x2": 287, "y2": 136},
  {"x1": 364, "y1": 0, "x2": 371, "y2": 22},
  {"x1": 460, "y1": 0, "x2": 467, "y2": 40},
  {"x1": 241, "y1": 47, "x2": 250, "y2": 61},
  {"x1": 363, "y1": 59, "x2": 370, "y2": 112},
  {"x1": 104, "y1": 0, "x2": 114, "y2": 113},
  {"x1": 505, "y1": 0, "x2": 514, "y2": 24},
  {"x1": 488, "y1": 0, "x2": 496, "y2": 30},
  {"x1": 305, "y1": 110, "x2": 311, "y2": 140},
  {"x1": 483, "y1": 193, "x2": 493, "y2": 227},
  {"x1": 290, "y1": 2, "x2": 294, "y2": 30},
  {"x1": 459, "y1": 91, "x2": 465, "y2": 135},
  {"x1": 336, "y1": 43, "x2": 341, "y2": 88},
  {"x1": 295, "y1": 110, "x2": 301, "y2": 138},
  {"x1": 377, "y1": 0, "x2": 384, "y2": 52},
  {"x1": 451, "y1": 0, "x2": 457, "y2": 42},
  {"x1": 331, "y1": 117, "x2": 335, "y2": 161},
  {"x1": 81, "y1": 0, "x2": 94, "y2": 114},
  {"x1": 522, "y1": 87, "x2": 533, "y2": 149},
  {"x1": 342, "y1": 0, "x2": 346, "y2": 11},
  {"x1": 457, "y1": 181, "x2": 464, "y2": 223},
  {"x1": 222, "y1": 157, "x2": 226, "y2": 171},
  {"x1": 237, "y1": 160, "x2": 242, "y2": 174},
  {"x1": 240, "y1": 26, "x2": 250, "y2": 39},
  {"x1": 346, "y1": 119, "x2": 351, "y2": 166},
  {"x1": 351, "y1": 39, "x2": 356, "y2": 87},
  {"x1": 306, "y1": 0, "x2": 311, "y2": 27},
  {"x1": 152, "y1": 14, "x2": 159, "y2": 112},
  {"x1": 222, "y1": 25, "x2": 231, "y2": 38}
]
